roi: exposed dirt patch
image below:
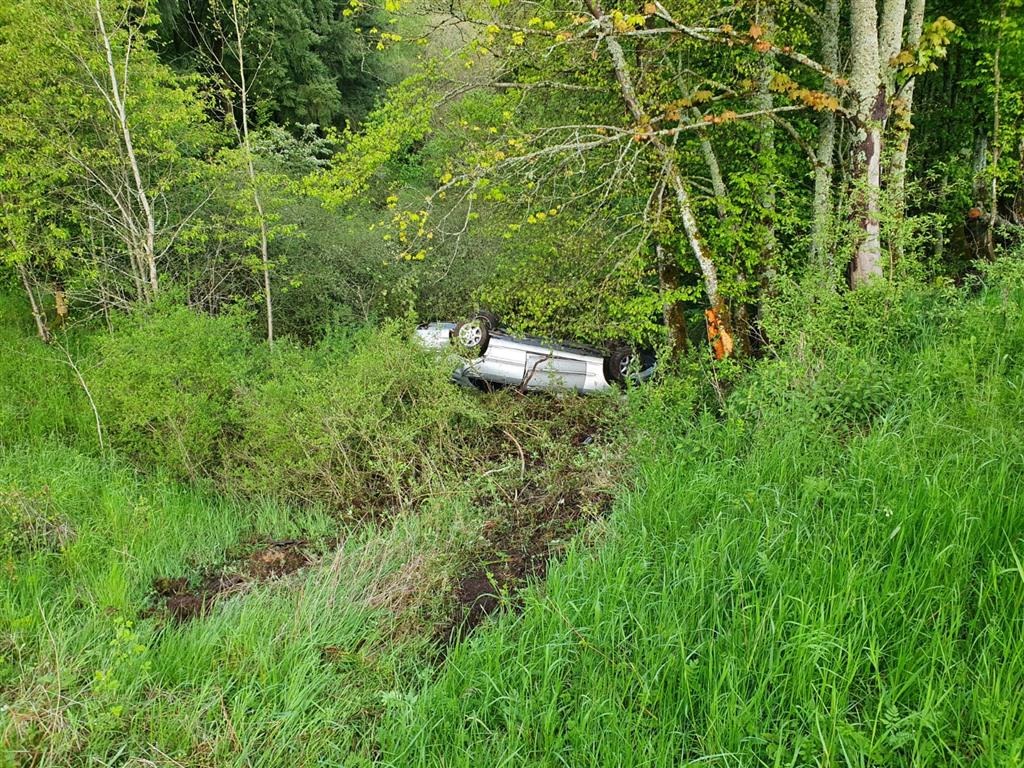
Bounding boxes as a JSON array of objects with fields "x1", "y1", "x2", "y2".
[
  {"x1": 245, "y1": 539, "x2": 311, "y2": 579},
  {"x1": 147, "y1": 540, "x2": 311, "y2": 622},
  {"x1": 437, "y1": 395, "x2": 624, "y2": 646},
  {"x1": 152, "y1": 573, "x2": 245, "y2": 622},
  {"x1": 439, "y1": 482, "x2": 614, "y2": 645}
]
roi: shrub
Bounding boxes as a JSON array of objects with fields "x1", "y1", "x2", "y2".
[
  {"x1": 224, "y1": 324, "x2": 488, "y2": 513},
  {"x1": 730, "y1": 276, "x2": 967, "y2": 433},
  {"x1": 88, "y1": 302, "x2": 256, "y2": 481}
]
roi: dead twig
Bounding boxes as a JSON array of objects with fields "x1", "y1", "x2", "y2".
[{"x1": 501, "y1": 427, "x2": 527, "y2": 482}]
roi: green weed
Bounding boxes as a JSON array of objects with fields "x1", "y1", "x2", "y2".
[{"x1": 376, "y1": 276, "x2": 1024, "y2": 767}]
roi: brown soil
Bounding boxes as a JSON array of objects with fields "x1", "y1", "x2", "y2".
[
  {"x1": 148, "y1": 540, "x2": 311, "y2": 622},
  {"x1": 437, "y1": 403, "x2": 621, "y2": 646},
  {"x1": 439, "y1": 489, "x2": 611, "y2": 645}
]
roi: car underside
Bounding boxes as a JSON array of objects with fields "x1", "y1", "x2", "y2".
[{"x1": 415, "y1": 314, "x2": 655, "y2": 394}]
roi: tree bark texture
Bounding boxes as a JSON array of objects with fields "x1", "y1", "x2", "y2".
[
  {"x1": 848, "y1": 0, "x2": 886, "y2": 286},
  {"x1": 18, "y1": 263, "x2": 51, "y2": 343}
]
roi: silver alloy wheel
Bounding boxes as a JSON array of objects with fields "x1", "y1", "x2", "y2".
[
  {"x1": 618, "y1": 354, "x2": 634, "y2": 377},
  {"x1": 459, "y1": 321, "x2": 484, "y2": 348}
]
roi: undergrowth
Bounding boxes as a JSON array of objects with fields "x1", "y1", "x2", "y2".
[
  {"x1": 3, "y1": 259, "x2": 1024, "y2": 766},
  {"x1": 377, "y1": 265, "x2": 1024, "y2": 767},
  {"x1": 0, "y1": 291, "x2": 626, "y2": 766}
]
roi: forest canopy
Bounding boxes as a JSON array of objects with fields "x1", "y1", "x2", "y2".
[{"x1": 1, "y1": 0, "x2": 1021, "y2": 348}]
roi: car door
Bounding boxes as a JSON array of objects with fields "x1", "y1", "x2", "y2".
[
  {"x1": 523, "y1": 350, "x2": 588, "y2": 391},
  {"x1": 465, "y1": 336, "x2": 527, "y2": 385}
]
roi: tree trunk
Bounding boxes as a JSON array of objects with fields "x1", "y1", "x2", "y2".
[
  {"x1": 128, "y1": 248, "x2": 146, "y2": 301},
  {"x1": 848, "y1": 0, "x2": 885, "y2": 286},
  {"x1": 968, "y1": 133, "x2": 990, "y2": 261},
  {"x1": 656, "y1": 243, "x2": 688, "y2": 357},
  {"x1": 695, "y1": 120, "x2": 729, "y2": 220},
  {"x1": 94, "y1": 0, "x2": 158, "y2": 298},
  {"x1": 18, "y1": 263, "x2": 51, "y2": 343},
  {"x1": 748, "y1": 4, "x2": 777, "y2": 357},
  {"x1": 695, "y1": 121, "x2": 757, "y2": 355},
  {"x1": 755, "y1": 4, "x2": 777, "y2": 264},
  {"x1": 54, "y1": 282, "x2": 68, "y2": 327},
  {"x1": 988, "y1": 0, "x2": 1007, "y2": 259},
  {"x1": 890, "y1": 0, "x2": 927, "y2": 209},
  {"x1": 231, "y1": 0, "x2": 273, "y2": 346},
  {"x1": 663, "y1": 152, "x2": 724, "y2": 316},
  {"x1": 879, "y1": 0, "x2": 909, "y2": 85},
  {"x1": 589, "y1": 1, "x2": 728, "y2": 332},
  {"x1": 812, "y1": 0, "x2": 840, "y2": 266},
  {"x1": 973, "y1": 131, "x2": 990, "y2": 205}
]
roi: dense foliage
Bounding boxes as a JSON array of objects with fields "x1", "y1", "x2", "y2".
[
  {"x1": 3, "y1": 0, "x2": 1021, "y2": 345},
  {"x1": 2, "y1": 260, "x2": 1023, "y2": 764},
  {"x1": 155, "y1": 0, "x2": 386, "y2": 129},
  {"x1": 2, "y1": 0, "x2": 1024, "y2": 765}
]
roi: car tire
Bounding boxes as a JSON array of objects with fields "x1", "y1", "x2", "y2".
[
  {"x1": 454, "y1": 318, "x2": 490, "y2": 355},
  {"x1": 474, "y1": 309, "x2": 501, "y2": 331},
  {"x1": 604, "y1": 345, "x2": 637, "y2": 384}
]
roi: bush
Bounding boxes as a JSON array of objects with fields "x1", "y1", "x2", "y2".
[
  {"x1": 58, "y1": 300, "x2": 505, "y2": 513},
  {"x1": 727, "y1": 276, "x2": 967, "y2": 433},
  {"x1": 89, "y1": 302, "x2": 256, "y2": 481},
  {"x1": 224, "y1": 324, "x2": 488, "y2": 513}
]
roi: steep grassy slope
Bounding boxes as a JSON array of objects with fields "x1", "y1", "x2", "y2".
[
  {"x1": 0, "y1": 293, "x2": 623, "y2": 766},
  {"x1": 378, "y1": 279, "x2": 1024, "y2": 766},
  {"x1": 3, "y1": 274, "x2": 1023, "y2": 766}
]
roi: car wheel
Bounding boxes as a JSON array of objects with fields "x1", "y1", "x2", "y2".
[
  {"x1": 474, "y1": 309, "x2": 501, "y2": 331},
  {"x1": 454, "y1": 318, "x2": 490, "y2": 355},
  {"x1": 604, "y1": 346, "x2": 636, "y2": 384}
]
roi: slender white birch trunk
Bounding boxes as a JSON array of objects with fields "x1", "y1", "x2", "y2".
[
  {"x1": 228, "y1": 0, "x2": 273, "y2": 345},
  {"x1": 93, "y1": 0, "x2": 158, "y2": 298}
]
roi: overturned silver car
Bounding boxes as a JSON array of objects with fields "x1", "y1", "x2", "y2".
[{"x1": 416, "y1": 312, "x2": 655, "y2": 393}]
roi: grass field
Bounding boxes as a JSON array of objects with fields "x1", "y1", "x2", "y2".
[
  {"x1": 376, "y1": 280, "x2": 1024, "y2": 766},
  {"x1": 2, "y1": 276, "x2": 1024, "y2": 766},
  {"x1": 0, "y1": 293, "x2": 624, "y2": 766}
]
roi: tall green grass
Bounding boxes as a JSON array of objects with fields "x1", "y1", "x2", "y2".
[
  {"x1": 0, "y1": 296, "x2": 90, "y2": 448},
  {"x1": 377, "y1": 279, "x2": 1024, "y2": 766},
  {"x1": 0, "y1": 290, "x2": 617, "y2": 766},
  {"x1": 0, "y1": 442, "x2": 487, "y2": 766}
]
